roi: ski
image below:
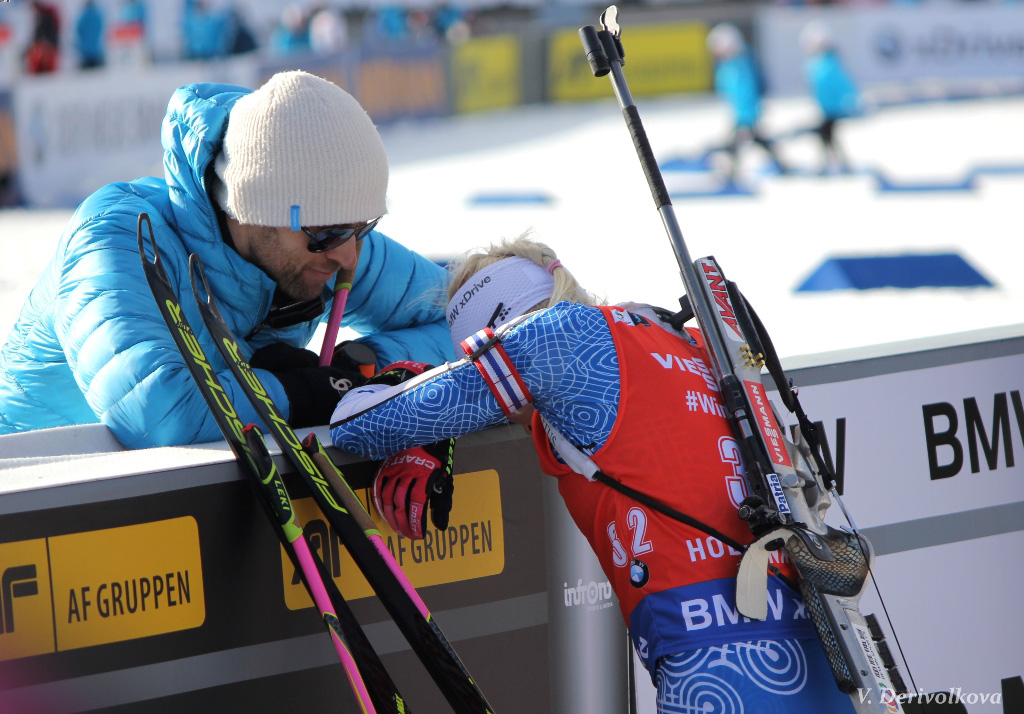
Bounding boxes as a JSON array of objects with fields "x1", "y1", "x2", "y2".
[
  {"x1": 137, "y1": 213, "x2": 408, "y2": 714},
  {"x1": 186, "y1": 252, "x2": 495, "y2": 714},
  {"x1": 579, "y1": 9, "x2": 908, "y2": 713}
]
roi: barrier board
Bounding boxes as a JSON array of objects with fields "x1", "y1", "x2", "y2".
[{"x1": 1, "y1": 325, "x2": 1022, "y2": 712}]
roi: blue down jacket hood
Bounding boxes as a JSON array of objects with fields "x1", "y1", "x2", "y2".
[{"x1": 0, "y1": 82, "x2": 453, "y2": 447}]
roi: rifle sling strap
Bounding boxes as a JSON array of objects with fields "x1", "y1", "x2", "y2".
[{"x1": 590, "y1": 469, "x2": 799, "y2": 592}]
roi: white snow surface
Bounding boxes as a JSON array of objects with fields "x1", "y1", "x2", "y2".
[{"x1": 2, "y1": 93, "x2": 1023, "y2": 361}]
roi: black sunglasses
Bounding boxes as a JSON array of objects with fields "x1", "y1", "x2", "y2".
[{"x1": 302, "y1": 218, "x2": 380, "y2": 253}]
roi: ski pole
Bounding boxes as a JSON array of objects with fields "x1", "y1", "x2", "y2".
[
  {"x1": 188, "y1": 253, "x2": 496, "y2": 714},
  {"x1": 241, "y1": 424, "x2": 379, "y2": 714},
  {"x1": 136, "y1": 213, "x2": 407, "y2": 714},
  {"x1": 319, "y1": 275, "x2": 352, "y2": 366}
]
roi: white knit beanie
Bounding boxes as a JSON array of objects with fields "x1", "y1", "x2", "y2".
[{"x1": 214, "y1": 70, "x2": 388, "y2": 227}]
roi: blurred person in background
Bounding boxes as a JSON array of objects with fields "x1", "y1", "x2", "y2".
[
  {"x1": 367, "y1": 4, "x2": 409, "y2": 44},
  {"x1": 116, "y1": 0, "x2": 147, "y2": 45},
  {"x1": 0, "y1": 12, "x2": 16, "y2": 84},
  {"x1": 406, "y1": 8, "x2": 437, "y2": 46},
  {"x1": 108, "y1": 0, "x2": 149, "y2": 65},
  {"x1": 269, "y1": 4, "x2": 312, "y2": 57},
  {"x1": 0, "y1": 71, "x2": 454, "y2": 447},
  {"x1": 118, "y1": 0, "x2": 146, "y2": 27},
  {"x1": 23, "y1": 0, "x2": 61, "y2": 74},
  {"x1": 330, "y1": 236, "x2": 855, "y2": 713},
  {"x1": 706, "y1": 22, "x2": 787, "y2": 183},
  {"x1": 74, "y1": 0, "x2": 105, "y2": 69},
  {"x1": 223, "y1": 3, "x2": 258, "y2": 56},
  {"x1": 800, "y1": 21, "x2": 861, "y2": 175},
  {"x1": 309, "y1": 5, "x2": 348, "y2": 56},
  {"x1": 433, "y1": 2, "x2": 470, "y2": 44},
  {"x1": 182, "y1": 0, "x2": 228, "y2": 61}
]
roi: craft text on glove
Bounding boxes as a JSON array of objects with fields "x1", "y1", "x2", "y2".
[{"x1": 372, "y1": 438, "x2": 456, "y2": 540}]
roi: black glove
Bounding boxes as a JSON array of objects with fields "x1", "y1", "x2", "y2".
[
  {"x1": 332, "y1": 340, "x2": 378, "y2": 377},
  {"x1": 252, "y1": 342, "x2": 368, "y2": 428},
  {"x1": 274, "y1": 366, "x2": 365, "y2": 428},
  {"x1": 251, "y1": 343, "x2": 320, "y2": 371}
]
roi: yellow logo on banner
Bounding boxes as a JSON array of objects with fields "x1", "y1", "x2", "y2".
[
  {"x1": 0, "y1": 517, "x2": 205, "y2": 660},
  {"x1": 548, "y1": 22, "x2": 712, "y2": 101},
  {"x1": 50, "y1": 517, "x2": 205, "y2": 650},
  {"x1": 282, "y1": 470, "x2": 504, "y2": 610},
  {"x1": 452, "y1": 35, "x2": 521, "y2": 114},
  {"x1": 0, "y1": 538, "x2": 55, "y2": 661}
]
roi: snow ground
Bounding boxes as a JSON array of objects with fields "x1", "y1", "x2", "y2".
[{"x1": 2, "y1": 92, "x2": 1023, "y2": 361}]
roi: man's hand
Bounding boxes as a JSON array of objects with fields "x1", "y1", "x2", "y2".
[{"x1": 252, "y1": 342, "x2": 367, "y2": 428}]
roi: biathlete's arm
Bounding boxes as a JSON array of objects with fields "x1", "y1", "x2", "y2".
[
  {"x1": 329, "y1": 302, "x2": 621, "y2": 461},
  {"x1": 329, "y1": 355, "x2": 509, "y2": 460}
]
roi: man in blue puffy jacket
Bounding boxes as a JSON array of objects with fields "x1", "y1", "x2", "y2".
[{"x1": 0, "y1": 70, "x2": 455, "y2": 448}]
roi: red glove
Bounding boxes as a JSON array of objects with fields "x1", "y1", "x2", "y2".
[
  {"x1": 372, "y1": 439, "x2": 455, "y2": 540},
  {"x1": 367, "y1": 360, "x2": 435, "y2": 386}
]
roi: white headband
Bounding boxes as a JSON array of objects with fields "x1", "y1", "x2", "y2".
[{"x1": 446, "y1": 257, "x2": 555, "y2": 354}]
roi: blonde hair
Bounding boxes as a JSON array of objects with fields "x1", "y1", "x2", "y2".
[{"x1": 445, "y1": 233, "x2": 600, "y2": 310}]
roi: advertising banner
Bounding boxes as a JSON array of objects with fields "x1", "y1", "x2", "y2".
[
  {"x1": 260, "y1": 45, "x2": 451, "y2": 124},
  {"x1": 10, "y1": 40, "x2": 450, "y2": 208},
  {"x1": 758, "y1": 5, "x2": 1024, "y2": 96},
  {"x1": 774, "y1": 352, "x2": 1023, "y2": 526},
  {"x1": 11, "y1": 62, "x2": 258, "y2": 208},
  {"x1": 0, "y1": 518, "x2": 206, "y2": 661},
  {"x1": 451, "y1": 34, "x2": 522, "y2": 114},
  {"x1": 1, "y1": 331, "x2": 1021, "y2": 712},
  {"x1": 352, "y1": 45, "x2": 450, "y2": 123},
  {"x1": 280, "y1": 470, "x2": 506, "y2": 608},
  {"x1": 543, "y1": 477, "x2": 628, "y2": 713},
  {"x1": 548, "y1": 22, "x2": 711, "y2": 102}
]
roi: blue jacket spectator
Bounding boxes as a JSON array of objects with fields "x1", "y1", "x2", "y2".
[
  {"x1": 372, "y1": 5, "x2": 409, "y2": 43},
  {"x1": 113, "y1": 0, "x2": 148, "y2": 59},
  {"x1": 800, "y1": 22, "x2": 861, "y2": 173},
  {"x1": 269, "y1": 5, "x2": 311, "y2": 57},
  {"x1": 0, "y1": 72, "x2": 454, "y2": 447},
  {"x1": 706, "y1": 23, "x2": 786, "y2": 180},
  {"x1": 802, "y1": 39, "x2": 860, "y2": 119},
  {"x1": 118, "y1": 0, "x2": 146, "y2": 27},
  {"x1": 182, "y1": 0, "x2": 229, "y2": 60},
  {"x1": 75, "y1": 0, "x2": 105, "y2": 69},
  {"x1": 711, "y1": 46, "x2": 762, "y2": 128},
  {"x1": 224, "y1": 6, "x2": 258, "y2": 55}
]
